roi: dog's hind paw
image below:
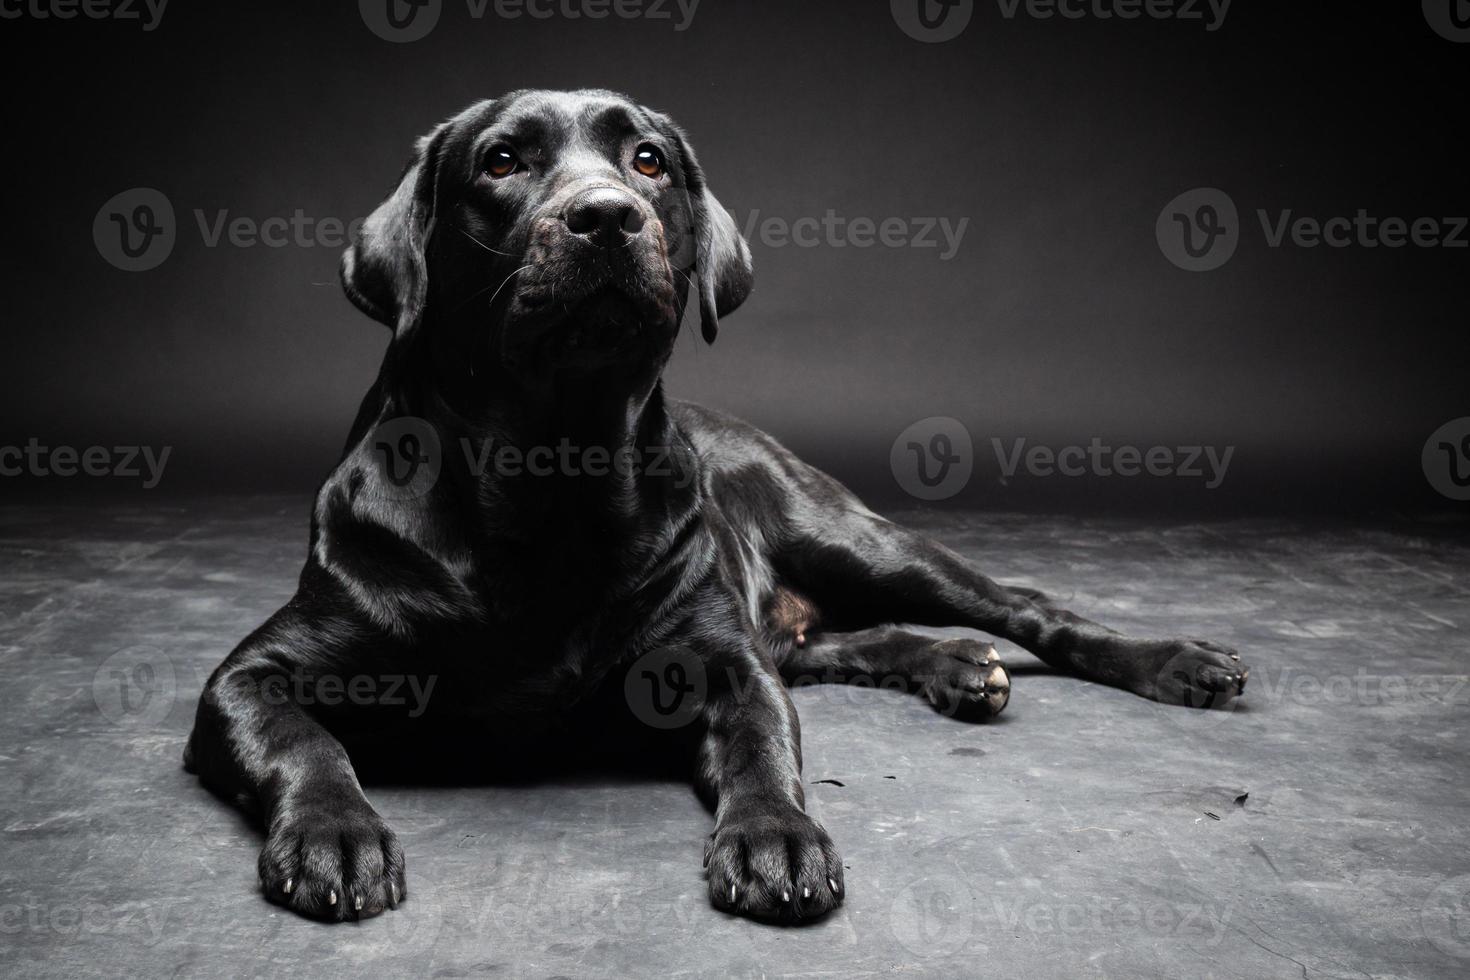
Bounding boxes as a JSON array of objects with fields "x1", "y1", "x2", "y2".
[
  {"x1": 704, "y1": 803, "x2": 844, "y2": 922},
  {"x1": 921, "y1": 639, "x2": 1010, "y2": 720},
  {"x1": 258, "y1": 799, "x2": 405, "y2": 922},
  {"x1": 1150, "y1": 639, "x2": 1249, "y2": 708}
]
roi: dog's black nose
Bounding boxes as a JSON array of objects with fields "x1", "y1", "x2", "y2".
[{"x1": 564, "y1": 187, "x2": 645, "y2": 247}]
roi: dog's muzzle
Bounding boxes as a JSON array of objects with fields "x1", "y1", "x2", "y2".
[{"x1": 500, "y1": 182, "x2": 679, "y2": 368}]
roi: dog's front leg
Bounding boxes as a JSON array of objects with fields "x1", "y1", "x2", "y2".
[
  {"x1": 185, "y1": 615, "x2": 405, "y2": 921},
  {"x1": 694, "y1": 644, "x2": 844, "y2": 921}
]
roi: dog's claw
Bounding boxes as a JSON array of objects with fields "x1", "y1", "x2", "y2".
[
  {"x1": 1196, "y1": 662, "x2": 1248, "y2": 694},
  {"x1": 706, "y1": 806, "x2": 841, "y2": 920},
  {"x1": 258, "y1": 803, "x2": 403, "y2": 923}
]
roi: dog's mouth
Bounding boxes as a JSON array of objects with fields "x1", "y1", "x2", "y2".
[
  {"x1": 500, "y1": 281, "x2": 676, "y2": 372},
  {"x1": 504, "y1": 260, "x2": 680, "y2": 370},
  {"x1": 549, "y1": 287, "x2": 657, "y2": 359}
]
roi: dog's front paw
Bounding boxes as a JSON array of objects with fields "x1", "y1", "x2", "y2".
[
  {"x1": 1150, "y1": 639, "x2": 1249, "y2": 708},
  {"x1": 258, "y1": 799, "x2": 405, "y2": 922},
  {"x1": 704, "y1": 803, "x2": 844, "y2": 922}
]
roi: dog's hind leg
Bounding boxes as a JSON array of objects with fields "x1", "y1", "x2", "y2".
[
  {"x1": 691, "y1": 410, "x2": 1245, "y2": 707},
  {"x1": 775, "y1": 625, "x2": 1011, "y2": 720},
  {"x1": 775, "y1": 505, "x2": 1247, "y2": 708}
]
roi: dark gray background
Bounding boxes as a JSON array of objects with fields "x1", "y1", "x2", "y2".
[{"x1": 2, "y1": 1, "x2": 1465, "y2": 514}]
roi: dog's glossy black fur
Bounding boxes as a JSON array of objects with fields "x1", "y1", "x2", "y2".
[{"x1": 185, "y1": 89, "x2": 1248, "y2": 924}]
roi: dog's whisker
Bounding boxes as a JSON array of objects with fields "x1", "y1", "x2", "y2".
[
  {"x1": 486, "y1": 265, "x2": 534, "y2": 311},
  {"x1": 456, "y1": 227, "x2": 515, "y2": 257},
  {"x1": 452, "y1": 265, "x2": 534, "y2": 314},
  {"x1": 670, "y1": 267, "x2": 703, "y2": 347}
]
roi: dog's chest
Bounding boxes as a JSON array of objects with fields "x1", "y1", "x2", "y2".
[
  {"x1": 424, "y1": 505, "x2": 719, "y2": 721},
  {"x1": 420, "y1": 612, "x2": 633, "y2": 725}
]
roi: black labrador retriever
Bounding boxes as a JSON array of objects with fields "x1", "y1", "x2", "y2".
[{"x1": 185, "y1": 89, "x2": 1248, "y2": 924}]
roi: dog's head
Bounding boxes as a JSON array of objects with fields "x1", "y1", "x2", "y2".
[{"x1": 341, "y1": 90, "x2": 752, "y2": 386}]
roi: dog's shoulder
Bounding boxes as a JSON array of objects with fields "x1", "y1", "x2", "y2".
[
  {"x1": 296, "y1": 414, "x2": 485, "y2": 638},
  {"x1": 668, "y1": 399, "x2": 796, "y2": 470}
]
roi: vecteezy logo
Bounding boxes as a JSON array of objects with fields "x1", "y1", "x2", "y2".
[
  {"x1": 361, "y1": 869, "x2": 444, "y2": 954},
  {"x1": 1423, "y1": 418, "x2": 1470, "y2": 501},
  {"x1": 371, "y1": 416, "x2": 443, "y2": 501},
  {"x1": 1156, "y1": 647, "x2": 1245, "y2": 732},
  {"x1": 360, "y1": 0, "x2": 441, "y2": 42},
  {"x1": 92, "y1": 646, "x2": 177, "y2": 727},
  {"x1": 892, "y1": 0, "x2": 973, "y2": 42},
  {"x1": 662, "y1": 189, "x2": 699, "y2": 269},
  {"x1": 912, "y1": 436, "x2": 960, "y2": 487},
  {"x1": 624, "y1": 645, "x2": 706, "y2": 729},
  {"x1": 891, "y1": 417, "x2": 974, "y2": 501},
  {"x1": 93, "y1": 188, "x2": 175, "y2": 271},
  {"x1": 1423, "y1": 874, "x2": 1470, "y2": 959},
  {"x1": 1424, "y1": 0, "x2": 1470, "y2": 42},
  {"x1": 1156, "y1": 188, "x2": 1239, "y2": 271},
  {"x1": 889, "y1": 870, "x2": 976, "y2": 957}
]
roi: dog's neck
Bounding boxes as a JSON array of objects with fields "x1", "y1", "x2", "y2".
[
  {"x1": 380, "y1": 311, "x2": 699, "y2": 543},
  {"x1": 431, "y1": 366, "x2": 694, "y2": 523}
]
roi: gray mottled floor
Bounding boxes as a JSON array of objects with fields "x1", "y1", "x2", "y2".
[{"x1": 2, "y1": 497, "x2": 1469, "y2": 979}]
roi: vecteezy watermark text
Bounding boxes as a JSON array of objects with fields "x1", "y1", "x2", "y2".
[
  {"x1": 994, "y1": 0, "x2": 1231, "y2": 31},
  {"x1": 1158, "y1": 187, "x2": 1469, "y2": 271},
  {"x1": 360, "y1": 0, "x2": 700, "y2": 43},
  {"x1": 892, "y1": 0, "x2": 1230, "y2": 43},
  {"x1": 0, "y1": 897, "x2": 167, "y2": 943},
  {"x1": 260, "y1": 668, "x2": 438, "y2": 718},
  {"x1": 985, "y1": 894, "x2": 1233, "y2": 943},
  {"x1": 369, "y1": 418, "x2": 702, "y2": 501},
  {"x1": 0, "y1": 439, "x2": 171, "y2": 489},
  {"x1": 95, "y1": 187, "x2": 394, "y2": 272},
  {"x1": 0, "y1": 0, "x2": 168, "y2": 30},
  {"x1": 1257, "y1": 210, "x2": 1470, "y2": 250},
  {"x1": 734, "y1": 210, "x2": 970, "y2": 261},
  {"x1": 993, "y1": 437, "x2": 1234, "y2": 489},
  {"x1": 889, "y1": 418, "x2": 1234, "y2": 501},
  {"x1": 459, "y1": 437, "x2": 697, "y2": 486},
  {"x1": 193, "y1": 209, "x2": 367, "y2": 250}
]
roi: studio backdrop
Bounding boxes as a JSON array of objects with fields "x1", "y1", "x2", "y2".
[{"x1": 2, "y1": 1, "x2": 1465, "y2": 516}]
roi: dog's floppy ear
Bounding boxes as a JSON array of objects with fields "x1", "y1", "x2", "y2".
[
  {"x1": 664, "y1": 124, "x2": 753, "y2": 344},
  {"x1": 340, "y1": 123, "x2": 452, "y2": 338}
]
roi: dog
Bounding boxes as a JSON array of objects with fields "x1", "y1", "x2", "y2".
[{"x1": 185, "y1": 89, "x2": 1248, "y2": 924}]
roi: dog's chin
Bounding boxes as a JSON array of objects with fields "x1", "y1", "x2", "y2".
[{"x1": 508, "y1": 283, "x2": 679, "y2": 373}]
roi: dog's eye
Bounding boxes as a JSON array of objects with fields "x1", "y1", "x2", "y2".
[
  {"x1": 633, "y1": 144, "x2": 664, "y2": 179},
  {"x1": 484, "y1": 145, "x2": 520, "y2": 179}
]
